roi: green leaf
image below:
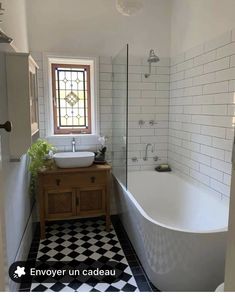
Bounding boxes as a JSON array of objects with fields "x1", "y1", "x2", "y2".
[{"x1": 27, "y1": 139, "x2": 56, "y2": 176}]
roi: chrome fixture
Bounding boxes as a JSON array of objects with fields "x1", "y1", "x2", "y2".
[
  {"x1": 132, "y1": 157, "x2": 138, "y2": 162},
  {"x1": 149, "y1": 120, "x2": 158, "y2": 126},
  {"x1": 153, "y1": 156, "x2": 159, "y2": 162},
  {"x1": 71, "y1": 137, "x2": 76, "y2": 152},
  {"x1": 116, "y1": 0, "x2": 143, "y2": 17},
  {"x1": 143, "y1": 143, "x2": 154, "y2": 161},
  {"x1": 138, "y1": 120, "x2": 145, "y2": 127},
  {"x1": 144, "y1": 49, "x2": 160, "y2": 78}
]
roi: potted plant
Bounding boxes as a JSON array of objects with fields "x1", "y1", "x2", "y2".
[{"x1": 27, "y1": 139, "x2": 56, "y2": 200}]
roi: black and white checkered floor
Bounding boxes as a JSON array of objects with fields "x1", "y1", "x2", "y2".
[{"x1": 20, "y1": 216, "x2": 159, "y2": 292}]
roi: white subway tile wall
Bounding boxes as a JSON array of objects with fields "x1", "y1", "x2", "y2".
[
  {"x1": 169, "y1": 30, "x2": 235, "y2": 200},
  {"x1": 126, "y1": 56, "x2": 170, "y2": 171}
]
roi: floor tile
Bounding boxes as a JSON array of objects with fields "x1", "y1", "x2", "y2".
[
  {"x1": 24, "y1": 218, "x2": 142, "y2": 292},
  {"x1": 21, "y1": 216, "x2": 159, "y2": 292}
]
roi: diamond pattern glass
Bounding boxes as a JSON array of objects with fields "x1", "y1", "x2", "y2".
[
  {"x1": 65, "y1": 91, "x2": 80, "y2": 107},
  {"x1": 52, "y1": 64, "x2": 91, "y2": 133}
]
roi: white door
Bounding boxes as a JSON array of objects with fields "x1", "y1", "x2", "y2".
[
  {"x1": 0, "y1": 134, "x2": 7, "y2": 291},
  {"x1": 0, "y1": 49, "x2": 12, "y2": 291}
]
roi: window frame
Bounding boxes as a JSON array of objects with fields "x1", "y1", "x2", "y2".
[
  {"x1": 42, "y1": 54, "x2": 99, "y2": 138},
  {"x1": 51, "y1": 63, "x2": 92, "y2": 135}
]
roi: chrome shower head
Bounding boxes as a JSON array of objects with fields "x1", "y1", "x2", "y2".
[
  {"x1": 145, "y1": 49, "x2": 160, "y2": 78},
  {"x1": 147, "y1": 49, "x2": 160, "y2": 63},
  {"x1": 0, "y1": 30, "x2": 13, "y2": 43}
]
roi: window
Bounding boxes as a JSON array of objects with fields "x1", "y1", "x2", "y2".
[{"x1": 51, "y1": 63, "x2": 91, "y2": 134}]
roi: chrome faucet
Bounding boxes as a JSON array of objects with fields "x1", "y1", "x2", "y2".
[
  {"x1": 143, "y1": 143, "x2": 154, "y2": 161},
  {"x1": 72, "y1": 137, "x2": 76, "y2": 152}
]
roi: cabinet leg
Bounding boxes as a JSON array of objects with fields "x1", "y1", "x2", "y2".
[
  {"x1": 106, "y1": 215, "x2": 111, "y2": 232},
  {"x1": 40, "y1": 221, "x2": 46, "y2": 239}
]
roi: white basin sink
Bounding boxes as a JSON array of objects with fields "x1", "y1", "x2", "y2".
[{"x1": 54, "y1": 152, "x2": 95, "y2": 168}]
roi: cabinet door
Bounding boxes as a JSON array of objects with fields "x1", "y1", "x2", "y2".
[
  {"x1": 45, "y1": 188, "x2": 76, "y2": 220},
  {"x1": 77, "y1": 186, "x2": 106, "y2": 216}
]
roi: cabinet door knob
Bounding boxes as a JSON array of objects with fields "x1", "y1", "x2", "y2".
[
  {"x1": 90, "y1": 176, "x2": 96, "y2": 183},
  {"x1": 56, "y1": 179, "x2": 61, "y2": 186}
]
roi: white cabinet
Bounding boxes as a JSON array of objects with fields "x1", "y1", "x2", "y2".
[{"x1": 6, "y1": 53, "x2": 39, "y2": 160}]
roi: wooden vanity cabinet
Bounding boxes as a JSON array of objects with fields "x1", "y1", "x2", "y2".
[{"x1": 38, "y1": 164, "x2": 111, "y2": 239}]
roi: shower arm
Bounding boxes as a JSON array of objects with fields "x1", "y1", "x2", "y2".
[
  {"x1": 144, "y1": 49, "x2": 159, "y2": 78},
  {"x1": 145, "y1": 62, "x2": 152, "y2": 78},
  {"x1": 148, "y1": 62, "x2": 152, "y2": 76}
]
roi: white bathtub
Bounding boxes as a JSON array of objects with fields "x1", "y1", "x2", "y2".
[{"x1": 114, "y1": 171, "x2": 229, "y2": 291}]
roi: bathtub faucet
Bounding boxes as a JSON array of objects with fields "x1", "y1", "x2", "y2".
[{"x1": 143, "y1": 143, "x2": 154, "y2": 161}]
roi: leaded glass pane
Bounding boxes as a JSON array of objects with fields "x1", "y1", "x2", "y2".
[{"x1": 53, "y1": 64, "x2": 90, "y2": 132}]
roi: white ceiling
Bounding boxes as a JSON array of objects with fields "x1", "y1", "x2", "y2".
[{"x1": 26, "y1": 0, "x2": 171, "y2": 57}]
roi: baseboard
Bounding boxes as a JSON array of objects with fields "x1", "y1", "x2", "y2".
[{"x1": 8, "y1": 202, "x2": 37, "y2": 292}]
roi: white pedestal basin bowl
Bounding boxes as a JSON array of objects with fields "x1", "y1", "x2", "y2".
[{"x1": 54, "y1": 152, "x2": 95, "y2": 168}]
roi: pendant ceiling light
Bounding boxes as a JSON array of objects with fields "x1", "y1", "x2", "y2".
[{"x1": 116, "y1": 0, "x2": 143, "y2": 17}]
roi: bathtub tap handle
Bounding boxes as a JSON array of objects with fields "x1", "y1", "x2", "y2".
[
  {"x1": 153, "y1": 156, "x2": 159, "y2": 162},
  {"x1": 149, "y1": 120, "x2": 158, "y2": 126},
  {"x1": 132, "y1": 157, "x2": 138, "y2": 162},
  {"x1": 138, "y1": 120, "x2": 145, "y2": 128}
]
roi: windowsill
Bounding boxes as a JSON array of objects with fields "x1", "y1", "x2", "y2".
[{"x1": 46, "y1": 133, "x2": 99, "y2": 139}]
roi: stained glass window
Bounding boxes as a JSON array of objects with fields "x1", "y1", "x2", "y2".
[{"x1": 51, "y1": 64, "x2": 91, "y2": 134}]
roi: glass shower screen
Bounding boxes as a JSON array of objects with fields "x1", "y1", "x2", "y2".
[{"x1": 111, "y1": 44, "x2": 129, "y2": 189}]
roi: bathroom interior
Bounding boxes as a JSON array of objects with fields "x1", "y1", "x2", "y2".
[{"x1": 0, "y1": 0, "x2": 235, "y2": 294}]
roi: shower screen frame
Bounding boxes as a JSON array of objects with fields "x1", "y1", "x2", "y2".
[{"x1": 111, "y1": 44, "x2": 129, "y2": 190}]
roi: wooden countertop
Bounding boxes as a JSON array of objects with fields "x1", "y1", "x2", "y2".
[{"x1": 38, "y1": 162, "x2": 111, "y2": 175}]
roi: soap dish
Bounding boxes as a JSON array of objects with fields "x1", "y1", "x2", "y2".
[{"x1": 155, "y1": 166, "x2": 172, "y2": 172}]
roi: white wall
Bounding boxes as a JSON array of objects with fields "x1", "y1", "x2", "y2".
[
  {"x1": 0, "y1": 0, "x2": 28, "y2": 52},
  {"x1": 171, "y1": 0, "x2": 235, "y2": 56},
  {"x1": 169, "y1": 30, "x2": 235, "y2": 201},
  {"x1": 169, "y1": 2, "x2": 235, "y2": 289},
  {"x1": 26, "y1": 0, "x2": 171, "y2": 57}
]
